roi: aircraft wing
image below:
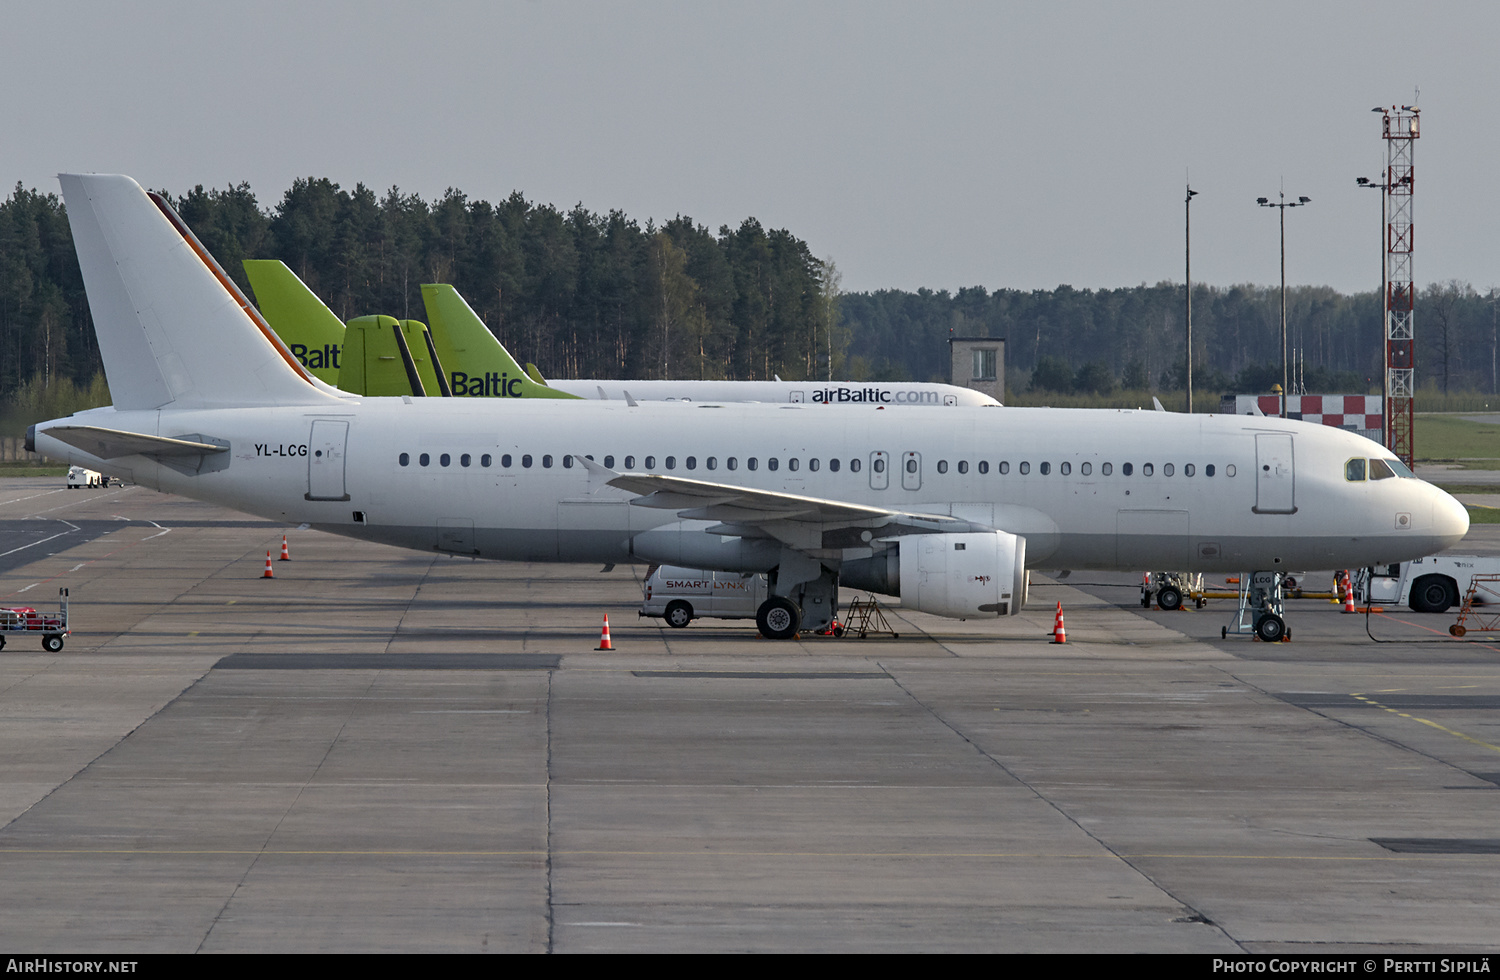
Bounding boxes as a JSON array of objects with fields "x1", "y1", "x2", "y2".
[
  {"x1": 44, "y1": 425, "x2": 229, "y2": 459},
  {"x1": 577, "y1": 456, "x2": 978, "y2": 553}
]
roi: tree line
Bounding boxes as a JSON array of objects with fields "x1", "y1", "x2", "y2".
[
  {"x1": 841, "y1": 281, "x2": 1500, "y2": 397},
  {"x1": 2, "y1": 178, "x2": 1498, "y2": 419}
]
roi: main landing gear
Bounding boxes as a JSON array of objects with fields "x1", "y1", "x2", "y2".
[{"x1": 754, "y1": 566, "x2": 838, "y2": 640}]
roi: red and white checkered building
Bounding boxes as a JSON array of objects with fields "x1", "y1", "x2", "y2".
[{"x1": 1220, "y1": 394, "x2": 1384, "y2": 444}]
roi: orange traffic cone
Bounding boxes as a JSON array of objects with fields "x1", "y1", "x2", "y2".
[
  {"x1": 596, "y1": 615, "x2": 614, "y2": 650},
  {"x1": 1051, "y1": 601, "x2": 1067, "y2": 644},
  {"x1": 279, "y1": 535, "x2": 291, "y2": 561},
  {"x1": 262, "y1": 550, "x2": 274, "y2": 579},
  {"x1": 1342, "y1": 570, "x2": 1357, "y2": 613}
]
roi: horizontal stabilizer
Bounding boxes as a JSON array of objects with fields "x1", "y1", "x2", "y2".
[{"x1": 45, "y1": 425, "x2": 228, "y2": 459}]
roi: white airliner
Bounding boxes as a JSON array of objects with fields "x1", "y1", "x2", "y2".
[{"x1": 31, "y1": 175, "x2": 1468, "y2": 640}]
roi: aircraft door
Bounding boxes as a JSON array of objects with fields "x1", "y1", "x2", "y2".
[
  {"x1": 306, "y1": 420, "x2": 350, "y2": 501},
  {"x1": 901, "y1": 451, "x2": 922, "y2": 491},
  {"x1": 869, "y1": 451, "x2": 889, "y2": 490},
  {"x1": 1253, "y1": 433, "x2": 1296, "y2": 514}
]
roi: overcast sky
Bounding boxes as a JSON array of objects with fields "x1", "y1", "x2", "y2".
[{"x1": 7, "y1": 1, "x2": 1497, "y2": 296}]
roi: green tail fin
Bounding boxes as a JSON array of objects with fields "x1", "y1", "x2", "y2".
[
  {"x1": 421, "y1": 284, "x2": 578, "y2": 399},
  {"x1": 242, "y1": 260, "x2": 346, "y2": 386}
]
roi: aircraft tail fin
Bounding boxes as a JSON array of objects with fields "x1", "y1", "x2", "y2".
[
  {"x1": 59, "y1": 174, "x2": 334, "y2": 410},
  {"x1": 242, "y1": 260, "x2": 348, "y2": 387},
  {"x1": 420, "y1": 284, "x2": 578, "y2": 399}
]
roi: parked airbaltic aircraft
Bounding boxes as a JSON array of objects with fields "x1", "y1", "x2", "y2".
[
  {"x1": 245, "y1": 258, "x2": 997, "y2": 407},
  {"x1": 31, "y1": 175, "x2": 1468, "y2": 639}
]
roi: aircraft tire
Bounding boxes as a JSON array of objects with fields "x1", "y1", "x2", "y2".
[
  {"x1": 1156, "y1": 586, "x2": 1183, "y2": 611},
  {"x1": 1254, "y1": 614, "x2": 1285, "y2": 643},
  {"x1": 664, "y1": 601, "x2": 694, "y2": 629},
  {"x1": 756, "y1": 597, "x2": 802, "y2": 640}
]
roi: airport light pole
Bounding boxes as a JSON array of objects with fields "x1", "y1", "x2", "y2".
[
  {"x1": 1356, "y1": 174, "x2": 1392, "y2": 401},
  {"x1": 1186, "y1": 185, "x2": 1198, "y2": 414},
  {"x1": 1257, "y1": 192, "x2": 1311, "y2": 418}
]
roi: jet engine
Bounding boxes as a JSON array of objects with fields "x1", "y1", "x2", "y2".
[{"x1": 842, "y1": 530, "x2": 1028, "y2": 618}]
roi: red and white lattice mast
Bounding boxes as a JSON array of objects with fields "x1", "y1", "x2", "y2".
[{"x1": 1381, "y1": 105, "x2": 1418, "y2": 469}]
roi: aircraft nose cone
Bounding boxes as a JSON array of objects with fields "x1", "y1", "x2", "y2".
[{"x1": 1432, "y1": 486, "x2": 1470, "y2": 548}]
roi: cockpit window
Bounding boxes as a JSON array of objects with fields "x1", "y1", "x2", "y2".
[
  {"x1": 1345, "y1": 458, "x2": 1367, "y2": 482},
  {"x1": 1387, "y1": 457, "x2": 1415, "y2": 478},
  {"x1": 1368, "y1": 458, "x2": 1396, "y2": 481}
]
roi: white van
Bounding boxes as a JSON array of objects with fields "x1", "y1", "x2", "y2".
[
  {"x1": 66, "y1": 466, "x2": 107, "y2": 488},
  {"x1": 640, "y1": 565, "x2": 768, "y2": 627}
]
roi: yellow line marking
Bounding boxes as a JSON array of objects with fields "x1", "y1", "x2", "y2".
[{"x1": 1351, "y1": 694, "x2": 1500, "y2": 754}]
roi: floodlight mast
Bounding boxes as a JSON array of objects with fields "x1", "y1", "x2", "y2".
[{"x1": 1257, "y1": 191, "x2": 1312, "y2": 418}]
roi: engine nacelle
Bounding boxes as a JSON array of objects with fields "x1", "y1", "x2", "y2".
[{"x1": 898, "y1": 530, "x2": 1028, "y2": 618}]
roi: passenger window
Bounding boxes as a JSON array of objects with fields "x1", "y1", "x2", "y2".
[
  {"x1": 399, "y1": 452, "x2": 410, "y2": 466},
  {"x1": 1080, "y1": 462, "x2": 1090, "y2": 475},
  {"x1": 906, "y1": 459, "x2": 917, "y2": 474},
  {"x1": 624, "y1": 455, "x2": 635, "y2": 468},
  {"x1": 978, "y1": 461, "x2": 989, "y2": 474},
  {"x1": 665, "y1": 456, "x2": 675, "y2": 469},
  {"x1": 1369, "y1": 458, "x2": 1396, "y2": 480},
  {"x1": 1184, "y1": 464, "x2": 1194, "y2": 477},
  {"x1": 1205, "y1": 464, "x2": 1215, "y2": 476},
  {"x1": 937, "y1": 460, "x2": 948, "y2": 474},
  {"x1": 440, "y1": 453, "x2": 451, "y2": 467},
  {"x1": 873, "y1": 458, "x2": 884, "y2": 473},
  {"x1": 521, "y1": 454, "x2": 532, "y2": 468},
  {"x1": 501, "y1": 454, "x2": 512, "y2": 468},
  {"x1": 1123, "y1": 463, "x2": 1133, "y2": 476},
  {"x1": 727, "y1": 457, "x2": 738, "y2": 470},
  {"x1": 957, "y1": 461, "x2": 968, "y2": 474},
  {"x1": 563, "y1": 455, "x2": 573, "y2": 468},
  {"x1": 768, "y1": 458, "x2": 779, "y2": 471},
  {"x1": 706, "y1": 457, "x2": 717, "y2": 470},
  {"x1": 809, "y1": 458, "x2": 819, "y2": 472},
  {"x1": 420, "y1": 453, "x2": 431, "y2": 467},
  {"x1": 1019, "y1": 462, "x2": 1030, "y2": 474},
  {"x1": 1142, "y1": 463, "x2": 1152, "y2": 476},
  {"x1": 542, "y1": 455, "x2": 553, "y2": 468},
  {"x1": 1060, "y1": 461, "x2": 1071, "y2": 475},
  {"x1": 482, "y1": 454, "x2": 492, "y2": 467},
  {"x1": 1346, "y1": 458, "x2": 1366, "y2": 481},
  {"x1": 999, "y1": 461, "x2": 1009, "y2": 474},
  {"x1": 1226, "y1": 464, "x2": 1236, "y2": 477},
  {"x1": 1102, "y1": 462, "x2": 1112, "y2": 475},
  {"x1": 748, "y1": 458, "x2": 758, "y2": 471},
  {"x1": 604, "y1": 455, "x2": 614, "y2": 468},
  {"x1": 850, "y1": 458, "x2": 860, "y2": 473},
  {"x1": 1039, "y1": 462, "x2": 1050, "y2": 475},
  {"x1": 461, "y1": 454, "x2": 471, "y2": 467},
  {"x1": 789, "y1": 458, "x2": 799, "y2": 471},
  {"x1": 829, "y1": 458, "x2": 840, "y2": 472},
  {"x1": 1162, "y1": 463, "x2": 1172, "y2": 476},
  {"x1": 686, "y1": 457, "x2": 696, "y2": 470},
  {"x1": 644, "y1": 456, "x2": 655, "y2": 468}
]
